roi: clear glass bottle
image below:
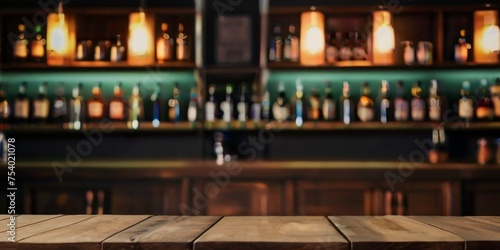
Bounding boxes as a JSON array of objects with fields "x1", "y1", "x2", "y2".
[
  {"x1": 338, "y1": 32, "x2": 353, "y2": 61},
  {"x1": 283, "y1": 23, "x2": 299, "y2": 62},
  {"x1": 151, "y1": 82, "x2": 162, "y2": 127},
  {"x1": 458, "y1": 81, "x2": 474, "y2": 125},
  {"x1": 14, "y1": 24, "x2": 28, "y2": 61},
  {"x1": 87, "y1": 83, "x2": 105, "y2": 122},
  {"x1": 294, "y1": 80, "x2": 304, "y2": 127},
  {"x1": 32, "y1": 82, "x2": 50, "y2": 124},
  {"x1": 14, "y1": 82, "x2": 29, "y2": 123},
  {"x1": 357, "y1": 83, "x2": 375, "y2": 122},
  {"x1": 0, "y1": 83, "x2": 10, "y2": 124},
  {"x1": 340, "y1": 81, "x2": 355, "y2": 124},
  {"x1": 250, "y1": 83, "x2": 261, "y2": 124},
  {"x1": 262, "y1": 90, "x2": 270, "y2": 122},
  {"x1": 205, "y1": 84, "x2": 216, "y2": 123},
  {"x1": 69, "y1": 83, "x2": 84, "y2": 130},
  {"x1": 176, "y1": 23, "x2": 190, "y2": 61},
  {"x1": 411, "y1": 81, "x2": 425, "y2": 121},
  {"x1": 109, "y1": 82, "x2": 126, "y2": 121},
  {"x1": 454, "y1": 29, "x2": 470, "y2": 63},
  {"x1": 168, "y1": 83, "x2": 180, "y2": 123},
  {"x1": 322, "y1": 82, "x2": 335, "y2": 121},
  {"x1": 52, "y1": 82, "x2": 67, "y2": 124},
  {"x1": 394, "y1": 81, "x2": 409, "y2": 121},
  {"x1": 377, "y1": 80, "x2": 391, "y2": 123},
  {"x1": 31, "y1": 25, "x2": 46, "y2": 62},
  {"x1": 237, "y1": 83, "x2": 248, "y2": 122},
  {"x1": 187, "y1": 87, "x2": 198, "y2": 123},
  {"x1": 128, "y1": 83, "x2": 144, "y2": 130},
  {"x1": 110, "y1": 35, "x2": 125, "y2": 62},
  {"x1": 476, "y1": 78, "x2": 495, "y2": 120},
  {"x1": 269, "y1": 23, "x2": 283, "y2": 62},
  {"x1": 325, "y1": 32, "x2": 338, "y2": 64},
  {"x1": 220, "y1": 84, "x2": 233, "y2": 123},
  {"x1": 156, "y1": 23, "x2": 174, "y2": 62},
  {"x1": 428, "y1": 79, "x2": 443, "y2": 122},
  {"x1": 491, "y1": 78, "x2": 500, "y2": 119},
  {"x1": 352, "y1": 31, "x2": 367, "y2": 60},
  {"x1": 272, "y1": 82, "x2": 290, "y2": 122}
]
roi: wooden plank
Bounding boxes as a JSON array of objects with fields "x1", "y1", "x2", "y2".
[
  {"x1": 15, "y1": 215, "x2": 150, "y2": 250},
  {"x1": 329, "y1": 216, "x2": 464, "y2": 250},
  {"x1": 14, "y1": 215, "x2": 63, "y2": 228},
  {"x1": 0, "y1": 215, "x2": 92, "y2": 249},
  {"x1": 104, "y1": 216, "x2": 220, "y2": 250},
  {"x1": 0, "y1": 215, "x2": 13, "y2": 221},
  {"x1": 194, "y1": 216, "x2": 349, "y2": 250},
  {"x1": 470, "y1": 216, "x2": 500, "y2": 224},
  {"x1": 412, "y1": 216, "x2": 500, "y2": 250}
]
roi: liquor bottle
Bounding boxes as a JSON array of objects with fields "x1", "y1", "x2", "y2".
[
  {"x1": 454, "y1": 29, "x2": 470, "y2": 63},
  {"x1": 458, "y1": 81, "x2": 474, "y2": 125},
  {"x1": 250, "y1": 83, "x2": 261, "y2": 124},
  {"x1": 109, "y1": 82, "x2": 126, "y2": 121},
  {"x1": 394, "y1": 81, "x2": 409, "y2": 121},
  {"x1": 87, "y1": 83, "x2": 105, "y2": 122},
  {"x1": 429, "y1": 126, "x2": 448, "y2": 163},
  {"x1": 168, "y1": 83, "x2": 180, "y2": 123},
  {"x1": 491, "y1": 78, "x2": 500, "y2": 119},
  {"x1": 110, "y1": 35, "x2": 125, "y2": 62},
  {"x1": 14, "y1": 82, "x2": 29, "y2": 123},
  {"x1": 411, "y1": 81, "x2": 425, "y2": 121},
  {"x1": 69, "y1": 83, "x2": 84, "y2": 130},
  {"x1": 377, "y1": 80, "x2": 391, "y2": 123},
  {"x1": 308, "y1": 88, "x2": 320, "y2": 121},
  {"x1": 32, "y1": 82, "x2": 50, "y2": 123},
  {"x1": 294, "y1": 80, "x2": 304, "y2": 127},
  {"x1": 237, "y1": 83, "x2": 248, "y2": 122},
  {"x1": 14, "y1": 24, "x2": 28, "y2": 61},
  {"x1": 0, "y1": 83, "x2": 10, "y2": 124},
  {"x1": 357, "y1": 83, "x2": 375, "y2": 122},
  {"x1": 269, "y1": 23, "x2": 283, "y2": 62},
  {"x1": 338, "y1": 32, "x2": 353, "y2": 61},
  {"x1": 176, "y1": 23, "x2": 190, "y2": 61},
  {"x1": 205, "y1": 84, "x2": 216, "y2": 123},
  {"x1": 220, "y1": 84, "x2": 233, "y2": 123},
  {"x1": 322, "y1": 82, "x2": 335, "y2": 121},
  {"x1": 272, "y1": 82, "x2": 290, "y2": 122},
  {"x1": 151, "y1": 82, "x2": 162, "y2": 127},
  {"x1": 262, "y1": 90, "x2": 270, "y2": 122},
  {"x1": 156, "y1": 23, "x2": 174, "y2": 62},
  {"x1": 339, "y1": 81, "x2": 355, "y2": 124},
  {"x1": 476, "y1": 78, "x2": 494, "y2": 120},
  {"x1": 352, "y1": 31, "x2": 367, "y2": 60},
  {"x1": 187, "y1": 87, "x2": 198, "y2": 123},
  {"x1": 325, "y1": 32, "x2": 338, "y2": 64},
  {"x1": 428, "y1": 79, "x2": 443, "y2": 122},
  {"x1": 128, "y1": 83, "x2": 144, "y2": 130},
  {"x1": 52, "y1": 82, "x2": 67, "y2": 124},
  {"x1": 31, "y1": 25, "x2": 46, "y2": 62},
  {"x1": 283, "y1": 23, "x2": 299, "y2": 62}
]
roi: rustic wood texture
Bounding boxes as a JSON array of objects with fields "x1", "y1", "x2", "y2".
[
  {"x1": 12, "y1": 215, "x2": 63, "y2": 227},
  {"x1": 329, "y1": 216, "x2": 464, "y2": 250},
  {"x1": 0, "y1": 215, "x2": 12, "y2": 221},
  {"x1": 0, "y1": 215, "x2": 91, "y2": 249},
  {"x1": 103, "y1": 216, "x2": 220, "y2": 250},
  {"x1": 14, "y1": 215, "x2": 149, "y2": 250},
  {"x1": 412, "y1": 216, "x2": 500, "y2": 250},
  {"x1": 194, "y1": 216, "x2": 349, "y2": 250},
  {"x1": 469, "y1": 216, "x2": 500, "y2": 224}
]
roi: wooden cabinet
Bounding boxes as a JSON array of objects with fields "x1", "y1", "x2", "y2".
[
  {"x1": 28, "y1": 186, "x2": 89, "y2": 214},
  {"x1": 464, "y1": 182, "x2": 500, "y2": 215}
]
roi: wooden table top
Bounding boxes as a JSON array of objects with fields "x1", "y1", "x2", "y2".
[{"x1": 1, "y1": 215, "x2": 500, "y2": 250}]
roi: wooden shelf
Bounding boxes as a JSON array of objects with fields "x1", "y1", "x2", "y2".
[{"x1": 0, "y1": 61, "x2": 197, "y2": 71}]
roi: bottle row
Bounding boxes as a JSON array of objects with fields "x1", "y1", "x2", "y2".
[{"x1": 0, "y1": 78, "x2": 499, "y2": 130}]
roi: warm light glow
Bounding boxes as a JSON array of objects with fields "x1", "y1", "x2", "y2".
[
  {"x1": 374, "y1": 25, "x2": 395, "y2": 53},
  {"x1": 300, "y1": 8, "x2": 325, "y2": 66},
  {"x1": 474, "y1": 10, "x2": 499, "y2": 64},
  {"x1": 129, "y1": 12, "x2": 149, "y2": 55},
  {"x1": 482, "y1": 24, "x2": 500, "y2": 53},
  {"x1": 47, "y1": 3, "x2": 69, "y2": 65},
  {"x1": 372, "y1": 9, "x2": 395, "y2": 65},
  {"x1": 128, "y1": 10, "x2": 154, "y2": 65}
]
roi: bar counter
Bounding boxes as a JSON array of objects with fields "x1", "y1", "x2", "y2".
[{"x1": 1, "y1": 215, "x2": 500, "y2": 250}]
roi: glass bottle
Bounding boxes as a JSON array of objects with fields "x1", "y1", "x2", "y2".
[
  {"x1": 156, "y1": 23, "x2": 174, "y2": 62},
  {"x1": 283, "y1": 23, "x2": 299, "y2": 62},
  {"x1": 401, "y1": 41, "x2": 414, "y2": 65},
  {"x1": 52, "y1": 82, "x2": 67, "y2": 124},
  {"x1": 0, "y1": 83, "x2": 10, "y2": 124},
  {"x1": 205, "y1": 84, "x2": 216, "y2": 123},
  {"x1": 176, "y1": 23, "x2": 190, "y2": 61},
  {"x1": 357, "y1": 83, "x2": 375, "y2": 122},
  {"x1": 294, "y1": 80, "x2": 304, "y2": 127},
  {"x1": 394, "y1": 81, "x2": 409, "y2": 121},
  {"x1": 491, "y1": 78, "x2": 500, "y2": 119},
  {"x1": 168, "y1": 83, "x2": 180, "y2": 123},
  {"x1": 272, "y1": 82, "x2": 290, "y2": 122},
  {"x1": 454, "y1": 29, "x2": 470, "y2": 63},
  {"x1": 476, "y1": 78, "x2": 495, "y2": 120},
  {"x1": 340, "y1": 81, "x2": 355, "y2": 124},
  {"x1": 322, "y1": 82, "x2": 335, "y2": 121},
  {"x1": 31, "y1": 25, "x2": 46, "y2": 62},
  {"x1": 87, "y1": 83, "x2": 105, "y2": 122},
  {"x1": 128, "y1": 83, "x2": 144, "y2": 130},
  {"x1": 109, "y1": 82, "x2": 126, "y2": 121},
  {"x1": 69, "y1": 83, "x2": 84, "y2": 130},
  {"x1": 220, "y1": 84, "x2": 233, "y2": 123},
  {"x1": 151, "y1": 82, "x2": 162, "y2": 127},
  {"x1": 338, "y1": 32, "x2": 353, "y2": 61},
  {"x1": 14, "y1": 24, "x2": 28, "y2": 61},
  {"x1": 428, "y1": 79, "x2": 443, "y2": 122},
  {"x1": 14, "y1": 82, "x2": 29, "y2": 123},
  {"x1": 250, "y1": 83, "x2": 261, "y2": 124},
  {"x1": 187, "y1": 87, "x2": 198, "y2": 123},
  {"x1": 269, "y1": 23, "x2": 283, "y2": 62},
  {"x1": 237, "y1": 83, "x2": 248, "y2": 122},
  {"x1": 110, "y1": 35, "x2": 125, "y2": 62},
  {"x1": 262, "y1": 90, "x2": 270, "y2": 123},
  {"x1": 411, "y1": 81, "x2": 425, "y2": 121},
  {"x1": 458, "y1": 81, "x2": 474, "y2": 125},
  {"x1": 32, "y1": 82, "x2": 50, "y2": 124},
  {"x1": 325, "y1": 32, "x2": 338, "y2": 64},
  {"x1": 308, "y1": 88, "x2": 320, "y2": 121},
  {"x1": 352, "y1": 31, "x2": 367, "y2": 60},
  {"x1": 377, "y1": 80, "x2": 391, "y2": 123}
]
